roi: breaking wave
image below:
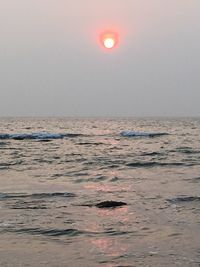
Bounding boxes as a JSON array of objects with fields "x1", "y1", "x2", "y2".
[
  {"x1": 0, "y1": 132, "x2": 84, "y2": 140},
  {"x1": 0, "y1": 131, "x2": 168, "y2": 140}
]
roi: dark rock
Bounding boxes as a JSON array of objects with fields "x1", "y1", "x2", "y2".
[{"x1": 95, "y1": 201, "x2": 127, "y2": 208}]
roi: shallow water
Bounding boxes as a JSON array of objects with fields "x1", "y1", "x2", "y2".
[{"x1": 0, "y1": 117, "x2": 199, "y2": 267}]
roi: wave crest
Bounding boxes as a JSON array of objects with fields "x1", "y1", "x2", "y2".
[{"x1": 0, "y1": 132, "x2": 83, "y2": 140}]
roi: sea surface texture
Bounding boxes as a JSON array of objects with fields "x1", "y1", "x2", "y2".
[{"x1": 0, "y1": 118, "x2": 199, "y2": 267}]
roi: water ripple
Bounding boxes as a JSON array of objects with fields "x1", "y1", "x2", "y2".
[
  {"x1": 0, "y1": 192, "x2": 76, "y2": 200},
  {"x1": 167, "y1": 196, "x2": 200, "y2": 203},
  {"x1": 5, "y1": 227, "x2": 84, "y2": 237}
]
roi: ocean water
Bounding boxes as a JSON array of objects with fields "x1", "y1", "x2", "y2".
[{"x1": 0, "y1": 117, "x2": 199, "y2": 267}]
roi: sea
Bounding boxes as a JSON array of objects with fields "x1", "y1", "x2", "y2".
[{"x1": 0, "y1": 117, "x2": 199, "y2": 267}]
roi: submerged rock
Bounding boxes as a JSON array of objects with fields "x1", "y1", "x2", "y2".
[{"x1": 95, "y1": 201, "x2": 127, "y2": 208}]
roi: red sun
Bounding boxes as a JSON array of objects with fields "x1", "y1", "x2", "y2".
[{"x1": 100, "y1": 32, "x2": 119, "y2": 50}]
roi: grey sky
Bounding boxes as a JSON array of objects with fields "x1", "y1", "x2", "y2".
[{"x1": 0, "y1": 0, "x2": 199, "y2": 117}]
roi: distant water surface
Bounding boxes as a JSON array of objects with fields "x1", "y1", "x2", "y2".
[{"x1": 0, "y1": 117, "x2": 199, "y2": 267}]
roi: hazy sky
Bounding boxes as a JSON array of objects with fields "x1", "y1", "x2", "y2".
[{"x1": 0, "y1": 0, "x2": 199, "y2": 117}]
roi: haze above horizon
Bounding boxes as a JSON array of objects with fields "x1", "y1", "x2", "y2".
[{"x1": 0, "y1": 0, "x2": 199, "y2": 117}]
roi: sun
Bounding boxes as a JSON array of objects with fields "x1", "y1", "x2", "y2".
[
  {"x1": 100, "y1": 31, "x2": 118, "y2": 50},
  {"x1": 104, "y1": 37, "x2": 115, "y2": 49}
]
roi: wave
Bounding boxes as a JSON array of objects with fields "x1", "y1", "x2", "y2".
[
  {"x1": 126, "y1": 161, "x2": 186, "y2": 168},
  {"x1": 120, "y1": 131, "x2": 168, "y2": 137},
  {"x1": 3, "y1": 226, "x2": 130, "y2": 237},
  {"x1": 167, "y1": 196, "x2": 200, "y2": 203},
  {"x1": 0, "y1": 192, "x2": 76, "y2": 200},
  {"x1": 4, "y1": 227, "x2": 84, "y2": 237},
  {"x1": 0, "y1": 132, "x2": 84, "y2": 140},
  {"x1": 0, "y1": 131, "x2": 168, "y2": 140}
]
